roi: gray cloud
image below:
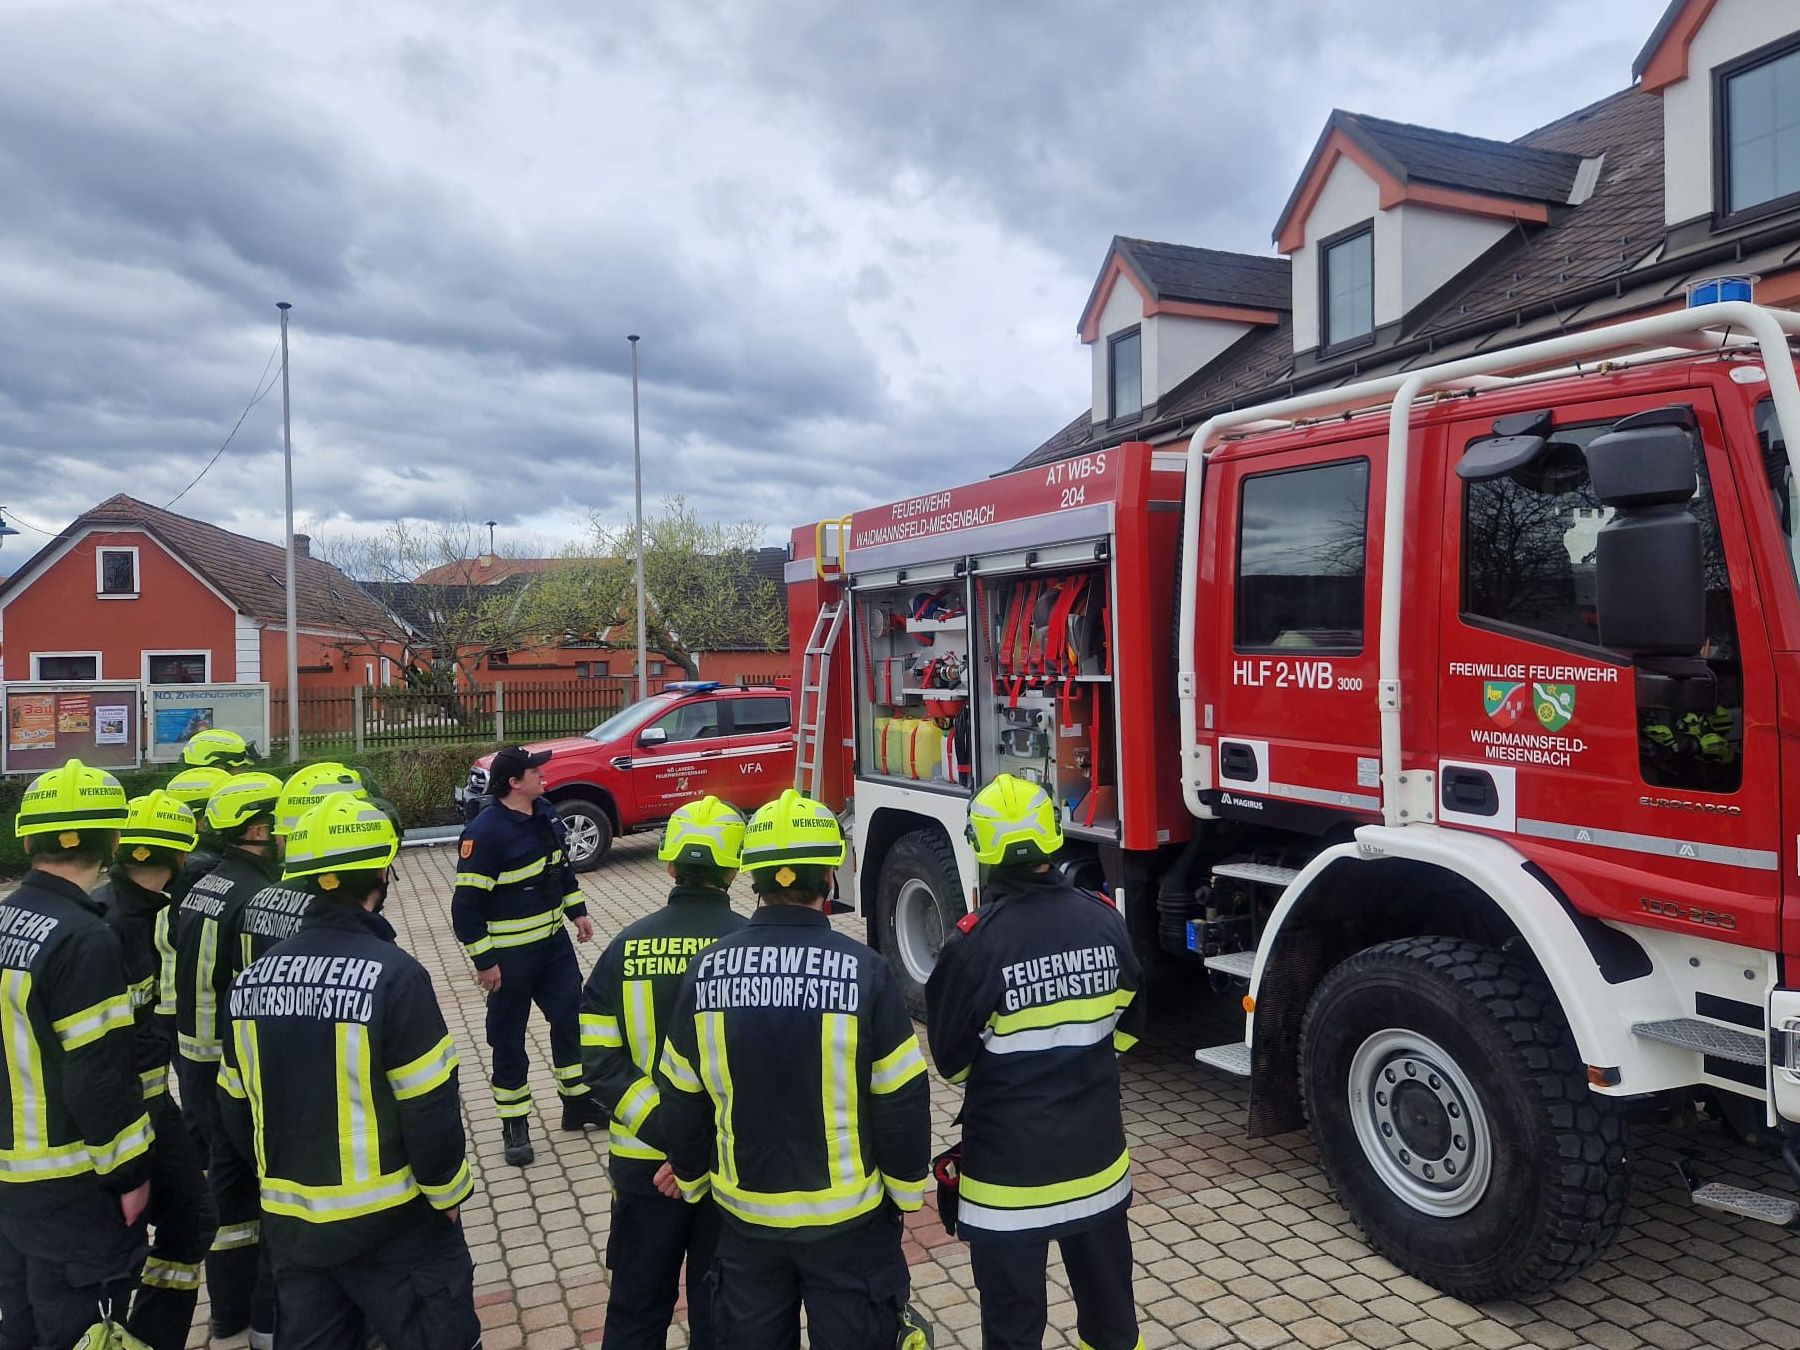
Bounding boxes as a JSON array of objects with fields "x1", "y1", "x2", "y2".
[{"x1": 0, "y1": 0, "x2": 1666, "y2": 562}]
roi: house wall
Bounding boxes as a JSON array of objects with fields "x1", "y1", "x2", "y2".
[
  {"x1": 260, "y1": 628, "x2": 408, "y2": 691},
  {"x1": 1664, "y1": 0, "x2": 1799, "y2": 225},
  {"x1": 694, "y1": 649, "x2": 791, "y2": 684},
  {"x1": 1089, "y1": 279, "x2": 1144, "y2": 415},
  {"x1": 1289, "y1": 158, "x2": 1385, "y2": 352},
  {"x1": 1, "y1": 529, "x2": 238, "y2": 681},
  {"x1": 1289, "y1": 159, "x2": 1510, "y2": 353},
  {"x1": 1151, "y1": 315, "x2": 1258, "y2": 407},
  {"x1": 1394, "y1": 204, "x2": 1512, "y2": 316}
]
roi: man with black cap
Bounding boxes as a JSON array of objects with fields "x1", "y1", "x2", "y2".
[{"x1": 451, "y1": 745, "x2": 602, "y2": 1167}]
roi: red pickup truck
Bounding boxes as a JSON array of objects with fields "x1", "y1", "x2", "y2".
[{"x1": 456, "y1": 682, "x2": 796, "y2": 869}]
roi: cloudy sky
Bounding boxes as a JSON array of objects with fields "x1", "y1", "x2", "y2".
[{"x1": 0, "y1": 0, "x2": 1668, "y2": 560}]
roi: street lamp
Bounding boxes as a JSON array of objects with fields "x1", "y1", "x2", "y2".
[{"x1": 628, "y1": 335, "x2": 646, "y2": 702}]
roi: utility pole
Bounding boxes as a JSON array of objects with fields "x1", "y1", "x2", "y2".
[
  {"x1": 278, "y1": 302, "x2": 300, "y2": 759},
  {"x1": 628, "y1": 335, "x2": 647, "y2": 703}
]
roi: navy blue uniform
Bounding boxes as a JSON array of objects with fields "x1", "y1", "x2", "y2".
[
  {"x1": 96, "y1": 867, "x2": 218, "y2": 1350},
  {"x1": 926, "y1": 868, "x2": 1145, "y2": 1350},
  {"x1": 450, "y1": 800, "x2": 590, "y2": 1119}
]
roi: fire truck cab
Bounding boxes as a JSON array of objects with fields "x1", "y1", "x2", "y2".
[{"x1": 789, "y1": 301, "x2": 1800, "y2": 1299}]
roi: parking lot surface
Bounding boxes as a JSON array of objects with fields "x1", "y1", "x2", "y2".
[{"x1": 187, "y1": 836, "x2": 1800, "y2": 1348}]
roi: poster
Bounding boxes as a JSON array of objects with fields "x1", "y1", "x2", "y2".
[
  {"x1": 95, "y1": 706, "x2": 130, "y2": 745},
  {"x1": 8, "y1": 695, "x2": 54, "y2": 752},
  {"x1": 57, "y1": 695, "x2": 91, "y2": 734},
  {"x1": 146, "y1": 684, "x2": 270, "y2": 763},
  {"x1": 3, "y1": 683, "x2": 140, "y2": 772}
]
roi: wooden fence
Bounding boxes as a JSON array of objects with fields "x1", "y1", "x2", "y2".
[{"x1": 268, "y1": 676, "x2": 781, "y2": 758}]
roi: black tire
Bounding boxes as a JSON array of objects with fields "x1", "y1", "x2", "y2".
[
  {"x1": 1298, "y1": 936, "x2": 1629, "y2": 1300},
  {"x1": 556, "y1": 799, "x2": 614, "y2": 871},
  {"x1": 874, "y1": 829, "x2": 964, "y2": 1018}
]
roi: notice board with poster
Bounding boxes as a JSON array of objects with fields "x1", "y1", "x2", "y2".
[
  {"x1": 3, "y1": 683, "x2": 143, "y2": 774},
  {"x1": 146, "y1": 683, "x2": 271, "y2": 764}
]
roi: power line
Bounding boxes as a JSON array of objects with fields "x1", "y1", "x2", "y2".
[
  {"x1": 164, "y1": 334, "x2": 285, "y2": 510},
  {"x1": 0, "y1": 506, "x2": 59, "y2": 536}
]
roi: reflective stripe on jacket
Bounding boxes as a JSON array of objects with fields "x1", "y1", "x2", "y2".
[
  {"x1": 924, "y1": 869, "x2": 1144, "y2": 1236},
  {"x1": 449, "y1": 800, "x2": 585, "y2": 969},
  {"x1": 0, "y1": 869, "x2": 154, "y2": 1212},
  {"x1": 216, "y1": 900, "x2": 472, "y2": 1266},
  {"x1": 658, "y1": 906, "x2": 930, "y2": 1237},
  {"x1": 580, "y1": 885, "x2": 747, "y2": 1190}
]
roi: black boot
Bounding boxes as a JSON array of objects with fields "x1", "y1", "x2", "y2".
[
  {"x1": 503, "y1": 1116, "x2": 534, "y2": 1166},
  {"x1": 560, "y1": 1094, "x2": 609, "y2": 1131}
]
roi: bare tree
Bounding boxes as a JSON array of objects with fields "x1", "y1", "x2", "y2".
[
  {"x1": 315, "y1": 517, "x2": 551, "y2": 695},
  {"x1": 523, "y1": 497, "x2": 785, "y2": 679}
]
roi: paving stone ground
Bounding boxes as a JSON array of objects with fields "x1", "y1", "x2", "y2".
[{"x1": 184, "y1": 836, "x2": 1800, "y2": 1349}]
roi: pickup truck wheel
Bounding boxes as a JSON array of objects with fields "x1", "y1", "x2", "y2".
[
  {"x1": 556, "y1": 800, "x2": 614, "y2": 871},
  {"x1": 1299, "y1": 936, "x2": 1628, "y2": 1301},
  {"x1": 875, "y1": 829, "x2": 963, "y2": 1018}
]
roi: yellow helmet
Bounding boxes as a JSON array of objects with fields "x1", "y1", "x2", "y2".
[
  {"x1": 657, "y1": 796, "x2": 748, "y2": 870},
  {"x1": 275, "y1": 762, "x2": 368, "y2": 837},
  {"x1": 119, "y1": 791, "x2": 199, "y2": 861},
  {"x1": 965, "y1": 773, "x2": 1063, "y2": 866},
  {"x1": 740, "y1": 789, "x2": 846, "y2": 873},
  {"x1": 165, "y1": 765, "x2": 233, "y2": 811},
  {"x1": 282, "y1": 794, "x2": 400, "y2": 884},
  {"x1": 205, "y1": 772, "x2": 284, "y2": 833},
  {"x1": 182, "y1": 728, "x2": 254, "y2": 769},
  {"x1": 15, "y1": 758, "x2": 129, "y2": 839}
]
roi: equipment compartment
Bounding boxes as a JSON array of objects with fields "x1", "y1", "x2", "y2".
[
  {"x1": 976, "y1": 568, "x2": 1118, "y2": 836},
  {"x1": 853, "y1": 583, "x2": 973, "y2": 789}
]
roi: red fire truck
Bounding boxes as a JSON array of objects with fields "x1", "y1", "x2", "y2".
[{"x1": 788, "y1": 301, "x2": 1800, "y2": 1298}]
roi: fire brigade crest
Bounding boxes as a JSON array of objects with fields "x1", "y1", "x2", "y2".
[
  {"x1": 1482, "y1": 681, "x2": 1529, "y2": 727},
  {"x1": 1532, "y1": 682, "x2": 1576, "y2": 731}
]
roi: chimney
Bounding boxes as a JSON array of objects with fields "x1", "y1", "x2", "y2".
[{"x1": 292, "y1": 533, "x2": 311, "y2": 557}]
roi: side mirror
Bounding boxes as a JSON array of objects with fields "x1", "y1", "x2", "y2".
[
  {"x1": 1585, "y1": 406, "x2": 1705, "y2": 657},
  {"x1": 638, "y1": 726, "x2": 668, "y2": 747}
]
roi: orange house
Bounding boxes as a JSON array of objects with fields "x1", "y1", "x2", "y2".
[{"x1": 0, "y1": 495, "x2": 404, "y2": 690}]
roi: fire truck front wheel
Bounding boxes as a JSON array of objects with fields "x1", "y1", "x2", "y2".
[
  {"x1": 555, "y1": 799, "x2": 614, "y2": 871},
  {"x1": 875, "y1": 829, "x2": 962, "y2": 1018},
  {"x1": 1298, "y1": 935, "x2": 1628, "y2": 1301}
]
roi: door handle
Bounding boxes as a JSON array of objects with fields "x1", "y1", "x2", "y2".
[
  {"x1": 701, "y1": 749, "x2": 724, "y2": 758},
  {"x1": 1219, "y1": 742, "x2": 1259, "y2": 782},
  {"x1": 1441, "y1": 766, "x2": 1499, "y2": 816}
]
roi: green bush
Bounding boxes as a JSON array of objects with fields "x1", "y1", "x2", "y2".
[{"x1": 0, "y1": 744, "x2": 493, "y2": 878}]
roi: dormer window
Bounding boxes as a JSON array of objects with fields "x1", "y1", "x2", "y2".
[
  {"x1": 1720, "y1": 35, "x2": 1800, "y2": 218},
  {"x1": 1321, "y1": 224, "x2": 1374, "y2": 349},
  {"x1": 1108, "y1": 328, "x2": 1142, "y2": 420}
]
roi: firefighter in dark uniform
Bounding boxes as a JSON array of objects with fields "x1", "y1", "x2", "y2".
[
  {"x1": 0, "y1": 760, "x2": 154, "y2": 1348},
  {"x1": 94, "y1": 790, "x2": 219, "y2": 1350},
  {"x1": 926, "y1": 774, "x2": 1146, "y2": 1350},
  {"x1": 658, "y1": 790, "x2": 932, "y2": 1350},
  {"x1": 170, "y1": 768, "x2": 285, "y2": 1346},
  {"x1": 223, "y1": 764, "x2": 368, "y2": 977},
  {"x1": 217, "y1": 792, "x2": 480, "y2": 1350},
  {"x1": 451, "y1": 745, "x2": 602, "y2": 1167},
  {"x1": 581, "y1": 796, "x2": 750, "y2": 1350},
  {"x1": 164, "y1": 765, "x2": 231, "y2": 905}
]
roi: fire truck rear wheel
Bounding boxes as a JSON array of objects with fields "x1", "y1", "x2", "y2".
[
  {"x1": 875, "y1": 829, "x2": 962, "y2": 1018},
  {"x1": 556, "y1": 799, "x2": 614, "y2": 871},
  {"x1": 1299, "y1": 935, "x2": 1628, "y2": 1301}
]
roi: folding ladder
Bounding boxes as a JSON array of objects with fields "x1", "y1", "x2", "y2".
[{"x1": 794, "y1": 600, "x2": 846, "y2": 798}]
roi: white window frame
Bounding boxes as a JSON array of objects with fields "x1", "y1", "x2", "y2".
[
  {"x1": 95, "y1": 546, "x2": 140, "y2": 598},
  {"x1": 1108, "y1": 327, "x2": 1143, "y2": 421},
  {"x1": 31, "y1": 650, "x2": 102, "y2": 681},
  {"x1": 141, "y1": 650, "x2": 212, "y2": 685},
  {"x1": 380, "y1": 655, "x2": 392, "y2": 684}
]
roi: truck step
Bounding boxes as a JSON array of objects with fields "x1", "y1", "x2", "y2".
[
  {"x1": 1691, "y1": 1182, "x2": 1800, "y2": 1227},
  {"x1": 1193, "y1": 1041, "x2": 1252, "y2": 1077},
  {"x1": 1210, "y1": 862, "x2": 1300, "y2": 889},
  {"x1": 1631, "y1": 1017, "x2": 1764, "y2": 1066},
  {"x1": 1202, "y1": 950, "x2": 1255, "y2": 980}
]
